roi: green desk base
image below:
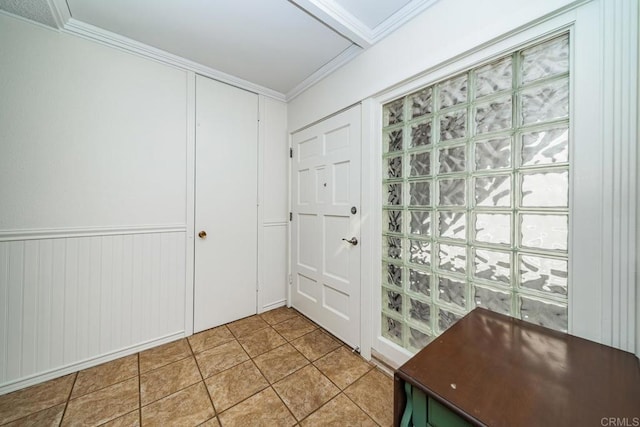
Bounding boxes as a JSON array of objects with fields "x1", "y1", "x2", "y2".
[{"x1": 400, "y1": 383, "x2": 471, "y2": 427}]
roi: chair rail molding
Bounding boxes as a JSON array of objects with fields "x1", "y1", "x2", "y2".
[{"x1": 0, "y1": 224, "x2": 187, "y2": 242}]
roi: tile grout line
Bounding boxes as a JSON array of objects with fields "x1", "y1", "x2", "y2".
[
  {"x1": 280, "y1": 318, "x2": 382, "y2": 426},
  {"x1": 236, "y1": 325, "x2": 286, "y2": 358},
  {"x1": 341, "y1": 390, "x2": 382, "y2": 426},
  {"x1": 2, "y1": 374, "x2": 79, "y2": 427},
  {"x1": 4, "y1": 309, "x2": 388, "y2": 426},
  {"x1": 140, "y1": 352, "x2": 193, "y2": 375},
  {"x1": 186, "y1": 336, "x2": 220, "y2": 426},
  {"x1": 255, "y1": 343, "x2": 311, "y2": 385},
  {"x1": 58, "y1": 372, "x2": 78, "y2": 426},
  {"x1": 245, "y1": 329, "x2": 304, "y2": 425},
  {"x1": 65, "y1": 373, "x2": 139, "y2": 402},
  {"x1": 137, "y1": 341, "x2": 215, "y2": 415},
  {"x1": 295, "y1": 353, "x2": 373, "y2": 424},
  {"x1": 270, "y1": 383, "x2": 299, "y2": 424},
  {"x1": 260, "y1": 352, "x2": 346, "y2": 423},
  {"x1": 342, "y1": 368, "x2": 390, "y2": 426},
  {"x1": 137, "y1": 352, "x2": 142, "y2": 427}
]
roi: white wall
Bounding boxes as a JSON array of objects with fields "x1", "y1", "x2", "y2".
[
  {"x1": 0, "y1": 13, "x2": 189, "y2": 392},
  {"x1": 0, "y1": 11, "x2": 291, "y2": 393},
  {"x1": 0, "y1": 17, "x2": 187, "y2": 230},
  {"x1": 288, "y1": 0, "x2": 638, "y2": 362},
  {"x1": 288, "y1": 0, "x2": 579, "y2": 131}
]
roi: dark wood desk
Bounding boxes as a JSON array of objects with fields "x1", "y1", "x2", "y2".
[{"x1": 394, "y1": 308, "x2": 640, "y2": 426}]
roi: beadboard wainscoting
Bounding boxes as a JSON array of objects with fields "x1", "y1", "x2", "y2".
[{"x1": 0, "y1": 227, "x2": 187, "y2": 394}]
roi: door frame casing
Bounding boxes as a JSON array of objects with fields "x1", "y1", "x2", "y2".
[{"x1": 185, "y1": 71, "x2": 196, "y2": 337}]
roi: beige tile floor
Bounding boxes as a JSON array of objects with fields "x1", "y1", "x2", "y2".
[{"x1": 0, "y1": 308, "x2": 393, "y2": 426}]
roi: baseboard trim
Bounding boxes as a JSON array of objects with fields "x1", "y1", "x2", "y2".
[
  {"x1": 260, "y1": 299, "x2": 287, "y2": 313},
  {"x1": 371, "y1": 348, "x2": 401, "y2": 372},
  {"x1": 0, "y1": 331, "x2": 185, "y2": 396}
]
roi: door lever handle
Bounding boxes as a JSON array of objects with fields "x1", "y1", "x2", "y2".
[{"x1": 342, "y1": 237, "x2": 358, "y2": 246}]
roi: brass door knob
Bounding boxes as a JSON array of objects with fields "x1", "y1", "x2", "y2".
[{"x1": 198, "y1": 230, "x2": 207, "y2": 239}]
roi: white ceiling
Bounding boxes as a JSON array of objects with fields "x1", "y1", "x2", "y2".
[{"x1": 0, "y1": 0, "x2": 439, "y2": 99}]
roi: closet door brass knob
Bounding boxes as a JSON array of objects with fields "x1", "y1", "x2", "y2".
[{"x1": 198, "y1": 230, "x2": 207, "y2": 239}]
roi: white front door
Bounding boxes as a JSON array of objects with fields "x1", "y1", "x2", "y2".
[
  {"x1": 291, "y1": 105, "x2": 361, "y2": 348},
  {"x1": 194, "y1": 75, "x2": 258, "y2": 333}
]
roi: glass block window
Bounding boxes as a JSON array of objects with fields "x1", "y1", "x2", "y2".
[{"x1": 381, "y1": 34, "x2": 570, "y2": 352}]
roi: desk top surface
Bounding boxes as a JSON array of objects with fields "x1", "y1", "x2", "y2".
[{"x1": 396, "y1": 308, "x2": 640, "y2": 426}]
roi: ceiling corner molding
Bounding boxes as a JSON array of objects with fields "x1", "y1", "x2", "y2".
[
  {"x1": 369, "y1": 0, "x2": 441, "y2": 43},
  {"x1": 291, "y1": 0, "x2": 373, "y2": 47},
  {"x1": 47, "y1": 0, "x2": 71, "y2": 29},
  {"x1": 62, "y1": 18, "x2": 286, "y2": 101},
  {"x1": 291, "y1": 0, "x2": 441, "y2": 48},
  {"x1": 285, "y1": 44, "x2": 362, "y2": 101}
]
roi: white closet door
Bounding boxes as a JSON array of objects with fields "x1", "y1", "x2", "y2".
[{"x1": 194, "y1": 75, "x2": 258, "y2": 332}]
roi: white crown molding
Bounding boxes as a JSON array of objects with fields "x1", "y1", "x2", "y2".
[
  {"x1": 291, "y1": 0, "x2": 440, "y2": 48},
  {"x1": 286, "y1": 44, "x2": 362, "y2": 101},
  {"x1": 47, "y1": 0, "x2": 71, "y2": 29},
  {"x1": 5, "y1": 0, "x2": 437, "y2": 105},
  {"x1": 61, "y1": 18, "x2": 287, "y2": 101},
  {"x1": 370, "y1": 0, "x2": 441, "y2": 43},
  {"x1": 0, "y1": 224, "x2": 187, "y2": 242},
  {"x1": 291, "y1": 0, "x2": 372, "y2": 47},
  {"x1": 7, "y1": 1, "x2": 371, "y2": 103}
]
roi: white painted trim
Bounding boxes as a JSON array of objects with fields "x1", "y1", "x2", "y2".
[
  {"x1": 46, "y1": 0, "x2": 69, "y2": 29},
  {"x1": 184, "y1": 71, "x2": 196, "y2": 337},
  {"x1": 290, "y1": 0, "x2": 440, "y2": 48},
  {"x1": 599, "y1": 0, "x2": 638, "y2": 352},
  {"x1": 262, "y1": 299, "x2": 287, "y2": 312},
  {"x1": 1, "y1": 6, "x2": 364, "y2": 105},
  {"x1": 49, "y1": 0, "x2": 71, "y2": 26},
  {"x1": 369, "y1": 0, "x2": 441, "y2": 43},
  {"x1": 285, "y1": 45, "x2": 362, "y2": 101},
  {"x1": 286, "y1": 133, "x2": 293, "y2": 309},
  {"x1": 290, "y1": 0, "x2": 372, "y2": 47},
  {"x1": 367, "y1": 84, "x2": 388, "y2": 364},
  {"x1": 0, "y1": 225, "x2": 187, "y2": 241},
  {"x1": 0, "y1": 331, "x2": 185, "y2": 396},
  {"x1": 374, "y1": 338, "x2": 413, "y2": 367},
  {"x1": 263, "y1": 222, "x2": 289, "y2": 228},
  {"x1": 371, "y1": 349, "x2": 402, "y2": 371},
  {"x1": 257, "y1": 95, "x2": 266, "y2": 314},
  {"x1": 359, "y1": 99, "x2": 375, "y2": 361},
  {"x1": 61, "y1": 18, "x2": 286, "y2": 102}
]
